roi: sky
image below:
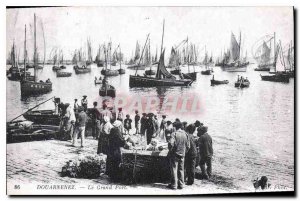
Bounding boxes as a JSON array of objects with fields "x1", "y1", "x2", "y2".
[{"x1": 6, "y1": 6, "x2": 294, "y2": 61}]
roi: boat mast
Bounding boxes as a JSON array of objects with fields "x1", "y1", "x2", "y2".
[
  {"x1": 149, "y1": 38, "x2": 152, "y2": 71},
  {"x1": 135, "y1": 33, "x2": 150, "y2": 76},
  {"x1": 187, "y1": 36, "x2": 190, "y2": 73},
  {"x1": 239, "y1": 31, "x2": 241, "y2": 62},
  {"x1": 156, "y1": 20, "x2": 165, "y2": 79},
  {"x1": 274, "y1": 32, "x2": 276, "y2": 72},
  {"x1": 34, "y1": 13, "x2": 37, "y2": 82},
  {"x1": 24, "y1": 24, "x2": 27, "y2": 80},
  {"x1": 119, "y1": 45, "x2": 122, "y2": 70}
]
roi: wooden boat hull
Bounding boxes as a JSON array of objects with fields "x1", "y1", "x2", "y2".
[
  {"x1": 254, "y1": 67, "x2": 270, "y2": 71},
  {"x1": 118, "y1": 69, "x2": 126, "y2": 74},
  {"x1": 57, "y1": 71, "x2": 72, "y2": 77},
  {"x1": 234, "y1": 81, "x2": 250, "y2": 88},
  {"x1": 183, "y1": 72, "x2": 197, "y2": 80},
  {"x1": 129, "y1": 75, "x2": 193, "y2": 87},
  {"x1": 101, "y1": 69, "x2": 119, "y2": 76},
  {"x1": 20, "y1": 80, "x2": 52, "y2": 95},
  {"x1": 211, "y1": 79, "x2": 229, "y2": 85},
  {"x1": 75, "y1": 67, "x2": 91, "y2": 74},
  {"x1": 201, "y1": 70, "x2": 212, "y2": 75},
  {"x1": 99, "y1": 86, "x2": 116, "y2": 98},
  {"x1": 127, "y1": 65, "x2": 146, "y2": 70},
  {"x1": 145, "y1": 69, "x2": 156, "y2": 75},
  {"x1": 23, "y1": 110, "x2": 61, "y2": 125},
  {"x1": 59, "y1": 65, "x2": 66, "y2": 69},
  {"x1": 170, "y1": 69, "x2": 180, "y2": 75},
  {"x1": 260, "y1": 74, "x2": 290, "y2": 83},
  {"x1": 52, "y1": 66, "x2": 61, "y2": 71},
  {"x1": 223, "y1": 66, "x2": 247, "y2": 72}
]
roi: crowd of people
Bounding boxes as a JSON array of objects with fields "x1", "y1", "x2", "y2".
[{"x1": 55, "y1": 96, "x2": 214, "y2": 189}]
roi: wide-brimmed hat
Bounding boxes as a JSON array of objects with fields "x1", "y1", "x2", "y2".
[{"x1": 83, "y1": 95, "x2": 87, "y2": 98}]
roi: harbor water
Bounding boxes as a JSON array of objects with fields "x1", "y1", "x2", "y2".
[{"x1": 6, "y1": 63, "x2": 294, "y2": 190}]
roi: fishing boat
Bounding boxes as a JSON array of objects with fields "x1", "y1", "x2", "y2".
[
  {"x1": 221, "y1": 32, "x2": 249, "y2": 72},
  {"x1": 182, "y1": 38, "x2": 197, "y2": 81},
  {"x1": 234, "y1": 76, "x2": 250, "y2": 88},
  {"x1": 20, "y1": 15, "x2": 52, "y2": 96},
  {"x1": 145, "y1": 69, "x2": 156, "y2": 75},
  {"x1": 101, "y1": 42, "x2": 119, "y2": 76},
  {"x1": 260, "y1": 40, "x2": 290, "y2": 83},
  {"x1": 52, "y1": 49, "x2": 61, "y2": 70},
  {"x1": 210, "y1": 75, "x2": 229, "y2": 85},
  {"x1": 21, "y1": 97, "x2": 116, "y2": 126},
  {"x1": 127, "y1": 41, "x2": 146, "y2": 70},
  {"x1": 95, "y1": 45, "x2": 105, "y2": 67},
  {"x1": 201, "y1": 47, "x2": 213, "y2": 75},
  {"x1": 6, "y1": 42, "x2": 32, "y2": 81},
  {"x1": 99, "y1": 84, "x2": 116, "y2": 98},
  {"x1": 130, "y1": 21, "x2": 194, "y2": 88},
  {"x1": 117, "y1": 46, "x2": 126, "y2": 75},
  {"x1": 75, "y1": 64, "x2": 91, "y2": 74},
  {"x1": 56, "y1": 70, "x2": 72, "y2": 77},
  {"x1": 253, "y1": 34, "x2": 276, "y2": 71}
]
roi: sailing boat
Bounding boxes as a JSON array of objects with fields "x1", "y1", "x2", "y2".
[
  {"x1": 284, "y1": 41, "x2": 294, "y2": 78},
  {"x1": 59, "y1": 50, "x2": 66, "y2": 69},
  {"x1": 254, "y1": 33, "x2": 275, "y2": 71},
  {"x1": 96, "y1": 45, "x2": 105, "y2": 67},
  {"x1": 7, "y1": 41, "x2": 31, "y2": 81},
  {"x1": 74, "y1": 46, "x2": 91, "y2": 74},
  {"x1": 127, "y1": 41, "x2": 147, "y2": 70},
  {"x1": 145, "y1": 38, "x2": 155, "y2": 75},
  {"x1": 201, "y1": 46, "x2": 213, "y2": 75},
  {"x1": 20, "y1": 14, "x2": 52, "y2": 96},
  {"x1": 117, "y1": 46, "x2": 125, "y2": 74},
  {"x1": 101, "y1": 42, "x2": 119, "y2": 76},
  {"x1": 182, "y1": 38, "x2": 197, "y2": 80},
  {"x1": 222, "y1": 32, "x2": 249, "y2": 72},
  {"x1": 260, "y1": 41, "x2": 290, "y2": 83},
  {"x1": 129, "y1": 20, "x2": 193, "y2": 87},
  {"x1": 52, "y1": 49, "x2": 61, "y2": 70}
]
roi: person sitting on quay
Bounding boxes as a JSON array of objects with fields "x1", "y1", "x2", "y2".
[
  {"x1": 117, "y1": 107, "x2": 124, "y2": 122},
  {"x1": 72, "y1": 106, "x2": 88, "y2": 148},
  {"x1": 81, "y1": 95, "x2": 88, "y2": 112},
  {"x1": 185, "y1": 124, "x2": 197, "y2": 185},
  {"x1": 167, "y1": 121, "x2": 190, "y2": 190},
  {"x1": 124, "y1": 114, "x2": 132, "y2": 135},
  {"x1": 197, "y1": 126, "x2": 213, "y2": 180},
  {"x1": 134, "y1": 110, "x2": 140, "y2": 135}
]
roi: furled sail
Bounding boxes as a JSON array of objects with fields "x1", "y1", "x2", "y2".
[
  {"x1": 275, "y1": 44, "x2": 285, "y2": 72},
  {"x1": 134, "y1": 41, "x2": 140, "y2": 62},
  {"x1": 260, "y1": 42, "x2": 271, "y2": 64},
  {"x1": 156, "y1": 49, "x2": 175, "y2": 79}
]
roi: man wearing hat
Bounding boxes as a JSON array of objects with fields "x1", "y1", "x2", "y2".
[
  {"x1": 73, "y1": 99, "x2": 79, "y2": 113},
  {"x1": 73, "y1": 106, "x2": 88, "y2": 147},
  {"x1": 140, "y1": 113, "x2": 147, "y2": 136},
  {"x1": 134, "y1": 110, "x2": 140, "y2": 134},
  {"x1": 167, "y1": 121, "x2": 190, "y2": 190},
  {"x1": 145, "y1": 113, "x2": 156, "y2": 145},
  {"x1": 91, "y1": 101, "x2": 101, "y2": 140},
  {"x1": 197, "y1": 126, "x2": 213, "y2": 179},
  {"x1": 124, "y1": 114, "x2": 132, "y2": 135},
  {"x1": 81, "y1": 95, "x2": 88, "y2": 112}
]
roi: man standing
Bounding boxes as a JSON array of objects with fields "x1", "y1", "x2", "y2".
[
  {"x1": 91, "y1": 101, "x2": 101, "y2": 140},
  {"x1": 197, "y1": 126, "x2": 213, "y2": 179},
  {"x1": 145, "y1": 113, "x2": 156, "y2": 145},
  {"x1": 134, "y1": 110, "x2": 140, "y2": 134},
  {"x1": 73, "y1": 106, "x2": 88, "y2": 147},
  {"x1": 185, "y1": 124, "x2": 197, "y2": 185},
  {"x1": 160, "y1": 115, "x2": 167, "y2": 139},
  {"x1": 73, "y1": 99, "x2": 79, "y2": 113},
  {"x1": 167, "y1": 122, "x2": 190, "y2": 190},
  {"x1": 140, "y1": 113, "x2": 147, "y2": 136},
  {"x1": 81, "y1": 95, "x2": 88, "y2": 112},
  {"x1": 100, "y1": 104, "x2": 112, "y2": 120}
]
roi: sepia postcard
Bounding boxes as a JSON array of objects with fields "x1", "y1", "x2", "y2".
[{"x1": 6, "y1": 6, "x2": 294, "y2": 195}]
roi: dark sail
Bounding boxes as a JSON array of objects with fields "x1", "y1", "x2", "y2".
[{"x1": 156, "y1": 49, "x2": 175, "y2": 79}]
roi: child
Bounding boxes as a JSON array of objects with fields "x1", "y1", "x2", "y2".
[{"x1": 123, "y1": 114, "x2": 132, "y2": 134}]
